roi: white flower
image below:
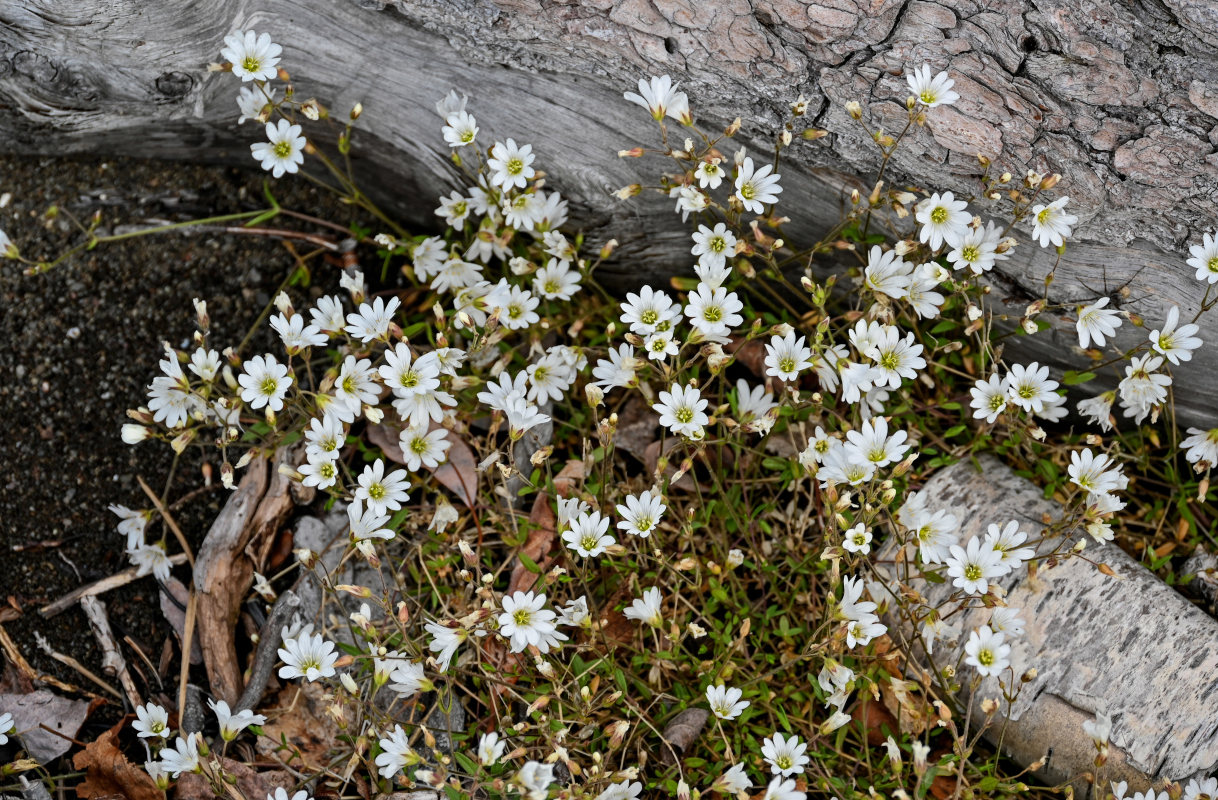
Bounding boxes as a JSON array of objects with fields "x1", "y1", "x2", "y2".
[
  {"x1": 526, "y1": 350, "x2": 576, "y2": 403},
  {"x1": 863, "y1": 245, "x2": 914, "y2": 298},
  {"x1": 1182, "y1": 427, "x2": 1218, "y2": 467},
  {"x1": 842, "y1": 523, "x2": 873, "y2": 555},
  {"x1": 593, "y1": 344, "x2": 638, "y2": 391},
  {"x1": 479, "y1": 371, "x2": 529, "y2": 413},
  {"x1": 906, "y1": 263, "x2": 947, "y2": 318},
  {"x1": 736, "y1": 379, "x2": 778, "y2": 428},
  {"x1": 596, "y1": 781, "x2": 643, "y2": 800},
  {"x1": 906, "y1": 64, "x2": 959, "y2": 107},
  {"x1": 498, "y1": 591, "x2": 565, "y2": 654},
  {"x1": 1149, "y1": 305, "x2": 1202, "y2": 365},
  {"x1": 310, "y1": 295, "x2": 346, "y2": 333},
  {"x1": 442, "y1": 110, "x2": 479, "y2": 148},
  {"x1": 706, "y1": 684, "x2": 750, "y2": 720},
  {"x1": 969, "y1": 373, "x2": 1008, "y2": 423},
  {"x1": 269, "y1": 790, "x2": 313, "y2": 800},
  {"x1": 616, "y1": 490, "x2": 666, "y2": 538},
  {"x1": 128, "y1": 544, "x2": 173, "y2": 582},
  {"x1": 964, "y1": 625, "x2": 1010, "y2": 677},
  {"x1": 132, "y1": 703, "x2": 170, "y2": 739},
  {"x1": 347, "y1": 498, "x2": 395, "y2": 542},
  {"x1": 435, "y1": 90, "x2": 467, "y2": 118},
  {"x1": 624, "y1": 587, "x2": 664, "y2": 627},
  {"x1": 238, "y1": 354, "x2": 293, "y2": 411},
  {"x1": 533, "y1": 259, "x2": 582, "y2": 300},
  {"x1": 251, "y1": 119, "x2": 306, "y2": 178},
  {"x1": 562, "y1": 510, "x2": 615, "y2": 558},
  {"x1": 763, "y1": 777, "x2": 806, "y2": 800},
  {"x1": 644, "y1": 331, "x2": 679, "y2": 362},
  {"x1": 685, "y1": 283, "x2": 744, "y2": 342},
  {"x1": 623, "y1": 75, "x2": 690, "y2": 124},
  {"x1": 236, "y1": 85, "x2": 275, "y2": 124},
  {"x1": 388, "y1": 661, "x2": 430, "y2": 697},
  {"x1": 411, "y1": 237, "x2": 447, "y2": 282},
  {"x1": 515, "y1": 761, "x2": 556, "y2": 800},
  {"x1": 1075, "y1": 297, "x2": 1122, "y2": 349},
  {"x1": 734, "y1": 157, "x2": 783, "y2": 214},
  {"x1": 915, "y1": 192, "x2": 971, "y2": 250},
  {"x1": 209, "y1": 699, "x2": 266, "y2": 741},
  {"x1": 843, "y1": 416, "x2": 910, "y2": 468},
  {"x1": 621, "y1": 285, "x2": 680, "y2": 336},
  {"x1": 356, "y1": 459, "x2": 410, "y2": 516},
  {"x1": 1004, "y1": 361, "x2": 1059, "y2": 414},
  {"x1": 1188, "y1": 231, "x2": 1218, "y2": 284},
  {"x1": 478, "y1": 731, "x2": 507, "y2": 766},
  {"x1": 278, "y1": 632, "x2": 338, "y2": 681},
  {"x1": 764, "y1": 331, "x2": 814, "y2": 382},
  {"x1": 985, "y1": 519, "x2": 1036, "y2": 575},
  {"x1": 1182, "y1": 777, "x2": 1218, "y2": 800},
  {"x1": 1068, "y1": 454, "x2": 1126, "y2": 505},
  {"x1": 487, "y1": 138, "x2": 536, "y2": 190},
  {"x1": 817, "y1": 445, "x2": 876, "y2": 487},
  {"x1": 159, "y1": 735, "x2": 201, "y2": 777},
  {"x1": 270, "y1": 313, "x2": 327, "y2": 355},
  {"x1": 653, "y1": 383, "x2": 710, "y2": 438},
  {"x1": 695, "y1": 260, "x2": 733, "y2": 290},
  {"x1": 558, "y1": 596, "x2": 591, "y2": 628},
  {"x1": 761, "y1": 732, "x2": 809, "y2": 776},
  {"x1": 946, "y1": 225, "x2": 998, "y2": 274},
  {"x1": 504, "y1": 395, "x2": 550, "y2": 438},
  {"x1": 691, "y1": 223, "x2": 737, "y2": 270},
  {"x1": 398, "y1": 425, "x2": 451, "y2": 471},
  {"x1": 1031, "y1": 197, "x2": 1078, "y2": 248},
  {"x1": 695, "y1": 158, "x2": 725, "y2": 189},
  {"x1": 304, "y1": 414, "x2": 345, "y2": 461},
  {"x1": 425, "y1": 621, "x2": 466, "y2": 671},
  {"x1": 435, "y1": 191, "x2": 471, "y2": 229},
  {"x1": 1082, "y1": 711, "x2": 1112, "y2": 748},
  {"x1": 946, "y1": 536, "x2": 1005, "y2": 595},
  {"x1": 712, "y1": 764, "x2": 752, "y2": 795},
  {"x1": 1077, "y1": 391, "x2": 1116, "y2": 432},
  {"x1": 345, "y1": 295, "x2": 400, "y2": 342},
  {"x1": 865, "y1": 326, "x2": 925, "y2": 389},
  {"x1": 898, "y1": 494, "x2": 958, "y2": 564},
  {"x1": 375, "y1": 725, "x2": 417, "y2": 779},
  {"x1": 1118, "y1": 354, "x2": 1171, "y2": 423},
  {"x1": 989, "y1": 606, "x2": 1026, "y2": 637},
  {"x1": 335, "y1": 355, "x2": 380, "y2": 414},
  {"x1": 221, "y1": 31, "x2": 282, "y2": 82},
  {"x1": 496, "y1": 285, "x2": 541, "y2": 330}
]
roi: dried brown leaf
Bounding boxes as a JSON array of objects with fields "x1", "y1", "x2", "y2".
[
  {"x1": 659, "y1": 708, "x2": 709, "y2": 765},
  {"x1": 177, "y1": 757, "x2": 293, "y2": 800},
  {"x1": 368, "y1": 422, "x2": 478, "y2": 508},
  {"x1": 254, "y1": 682, "x2": 340, "y2": 771},
  {"x1": 73, "y1": 720, "x2": 160, "y2": 800},
  {"x1": 507, "y1": 492, "x2": 558, "y2": 596}
]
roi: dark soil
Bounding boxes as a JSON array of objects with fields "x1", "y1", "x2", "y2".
[{"x1": 0, "y1": 154, "x2": 360, "y2": 696}]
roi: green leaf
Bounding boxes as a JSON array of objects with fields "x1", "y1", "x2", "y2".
[
  {"x1": 517, "y1": 551, "x2": 542, "y2": 574},
  {"x1": 1063, "y1": 370, "x2": 1097, "y2": 385}
]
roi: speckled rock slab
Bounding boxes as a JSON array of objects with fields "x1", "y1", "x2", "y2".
[{"x1": 878, "y1": 456, "x2": 1218, "y2": 788}]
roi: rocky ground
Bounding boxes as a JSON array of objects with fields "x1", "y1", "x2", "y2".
[{"x1": 0, "y1": 154, "x2": 360, "y2": 690}]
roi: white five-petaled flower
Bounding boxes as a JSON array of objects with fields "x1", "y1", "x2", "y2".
[
  {"x1": 132, "y1": 703, "x2": 170, "y2": 739},
  {"x1": 915, "y1": 192, "x2": 971, "y2": 250},
  {"x1": 278, "y1": 632, "x2": 338, "y2": 681},
  {"x1": 399, "y1": 425, "x2": 451, "y2": 471},
  {"x1": 865, "y1": 326, "x2": 925, "y2": 389},
  {"x1": 442, "y1": 110, "x2": 479, "y2": 148},
  {"x1": 1187, "y1": 231, "x2": 1218, "y2": 284},
  {"x1": 623, "y1": 75, "x2": 691, "y2": 124},
  {"x1": 498, "y1": 591, "x2": 565, "y2": 654},
  {"x1": 734, "y1": 157, "x2": 783, "y2": 214},
  {"x1": 946, "y1": 225, "x2": 999, "y2": 274},
  {"x1": 221, "y1": 30, "x2": 282, "y2": 82},
  {"x1": 842, "y1": 523, "x2": 873, "y2": 555},
  {"x1": 236, "y1": 85, "x2": 275, "y2": 124},
  {"x1": 842, "y1": 416, "x2": 910, "y2": 468},
  {"x1": 763, "y1": 777, "x2": 806, "y2": 800},
  {"x1": 964, "y1": 625, "x2": 1011, "y2": 677},
  {"x1": 1075, "y1": 297, "x2": 1122, "y2": 349},
  {"x1": 946, "y1": 535, "x2": 1005, "y2": 595},
  {"x1": 712, "y1": 764, "x2": 752, "y2": 796},
  {"x1": 761, "y1": 732, "x2": 810, "y2": 776},
  {"x1": 706, "y1": 684, "x2": 750, "y2": 720},
  {"x1": 127, "y1": 543, "x2": 173, "y2": 582},
  {"x1": 478, "y1": 731, "x2": 507, "y2": 766},
  {"x1": 1068, "y1": 448, "x2": 1125, "y2": 496},
  {"x1": 488, "y1": 138, "x2": 536, "y2": 190},
  {"x1": 1004, "y1": 361, "x2": 1059, "y2": 414},
  {"x1": 209, "y1": 699, "x2": 266, "y2": 741},
  {"x1": 355, "y1": 458, "x2": 410, "y2": 515},
  {"x1": 764, "y1": 330, "x2": 814, "y2": 382},
  {"x1": 375, "y1": 724, "x2": 417, "y2": 779},
  {"x1": 695, "y1": 158, "x2": 725, "y2": 189},
  {"x1": 691, "y1": 223, "x2": 738, "y2": 270},
  {"x1": 561, "y1": 509, "x2": 615, "y2": 558},
  {"x1": 238, "y1": 354, "x2": 293, "y2": 411},
  {"x1": 984, "y1": 520, "x2": 1036, "y2": 575},
  {"x1": 345, "y1": 295, "x2": 401, "y2": 342},
  {"x1": 1149, "y1": 305, "x2": 1202, "y2": 365},
  {"x1": 1181, "y1": 427, "x2": 1218, "y2": 467},
  {"x1": 347, "y1": 498, "x2": 395, "y2": 542},
  {"x1": 969, "y1": 373, "x2": 1008, "y2": 423},
  {"x1": 863, "y1": 245, "x2": 914, "y2": 298},
  {"x1": 653, "y1": 382, "x2": 710, "y2": 438},
  {"x1": 159, "y1": 735, "x2": 201, "y2": 777},
  {"x1": 685, "y1": 283, "x2": 744, "y2": 342},
  {"x1": 1031, "y1": 197, "x2": 1078, "y2": 248},
  {"x1": 270, "y1": 312, "x2": 327, "y2": 354},
  {"x1": 624, "y1": 587, "x2": 664, "y2": 627},
  {"x1": 251, "y1": 119, "x2": 306, "y2": 178},
  {"x1": 616, "y1": 490, "x2": 666, "y2": 538},
  {"x1": 620, "y1": 285, "x2": 680, "y2": 336},
  {"x1": 906, "y1": 64, "x2": 959, "y2": 108}
]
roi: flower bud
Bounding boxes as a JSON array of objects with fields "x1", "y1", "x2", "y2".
[{"x1": 845, "y1": 100, "x2": 862, "y2": 119}]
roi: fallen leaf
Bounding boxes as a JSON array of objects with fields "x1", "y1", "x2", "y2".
[
  {"x1": 177, "y1": 757, "x2": 293, "y2": 800},
  {"x1": 659, "y1": 708, "x2": 709, "y2": 765},
  {"x1": 726, "y1": 336, "x2": 767, "y2": 377},
  {"x1": 507, "y1": 493, "x2": 558, "y2": 596},
  {"x1": 613, "y1": 396, "x2": 659, "y2": 461},
  {"x1": 369, "y1": 422, "x2": 478, "y2": 508},
  {"x1": 0, "y1": 689, "x2": 90, "y2": 763},
  {"x1": 73, "y1": 719, "x2": 160, "y2": 800},
  {"x1": 551, "y1": 459, "x2": 586, "y2": 496},
  {"x1": 644, "y1": 439, "x2": 697, "y2": 493},
  {"x1": 851, "y1": 697, "x2": 899, "y2": 746},
  {"x1": 254, "y1": 681, "x2": 340, "y2": 771}
]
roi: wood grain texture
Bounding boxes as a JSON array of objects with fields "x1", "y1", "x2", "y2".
[
  {"x1": 1, "y1": 0, "x2": 1216, "y2": 426},
  {"x1": 879, "y1": 455, "x2": 1218, "y2": 788}
]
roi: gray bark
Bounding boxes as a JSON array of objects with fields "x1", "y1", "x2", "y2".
[
  {"x1": 2, "y1": 0, "x2": 1217, "y2": 426},
  {"x1": 878, "y1": 455, "x2": 1218, "y2": 790}
]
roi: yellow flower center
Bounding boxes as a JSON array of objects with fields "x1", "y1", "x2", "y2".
[
  {"x1": 930, "y1": 207, "x2": 948, "y2": 224},
  {"x1": 977, "y1": 648, "x2": 994, "y2": 666},
  {"x1": 260, "y1": 377, "x2": 278, "y2": 396},
  {"x1": 273, "y1": 141, "x2": 292, "y2": 158},
  {"x1": 676, "y1": 407, "x2": 694, "y2": 424},
  {"x1": 242, "y1": 56, "x2": 262, "y2": 74}
]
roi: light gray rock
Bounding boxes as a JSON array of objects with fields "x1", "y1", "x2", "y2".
[{"x1": 878, "y1": 456, "x2": 1218, "y2": 789}]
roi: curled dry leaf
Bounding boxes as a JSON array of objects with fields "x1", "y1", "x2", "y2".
[
  {"x1": 659, "y1": 708, "x2": 709, "y2": 765},
  {"x1": 0, "y1": 689, "x2": 90, "y2": 763},
  {"x1": 177, "y1": 757, "x2": 293, "y2": 800},
  {"x1": 73, "y1": 719, "x2": 161, "y2": 800},
  {"x1": 368, "y1": 422, "x2": 477, "y2": 508},
  {"x1": 507, "y1": 492, "x2": 558, "y2": 596}
]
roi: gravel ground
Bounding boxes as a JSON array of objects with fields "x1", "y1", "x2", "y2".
[{"x1": 0, "y1": 154, "x2": 359, "y2": 693}]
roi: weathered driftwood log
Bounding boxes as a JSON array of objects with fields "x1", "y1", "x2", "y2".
[
  {"x1": 2, "y1": 1, "x2": 1217, "y2": 426},
  {"x1": 878, "y1": 455, "x2": 1218, "y2": 789}
]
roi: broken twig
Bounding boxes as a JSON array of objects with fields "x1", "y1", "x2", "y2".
[
  {"x1": 39, "y1": 553, "x2": 189, "y2": 618},
  {"x1": 81, "y1": 596, "x2": 142, "y2": 708}
]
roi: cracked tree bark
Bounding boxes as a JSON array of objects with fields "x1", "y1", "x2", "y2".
[{"x1": 1, "y1": 0, "x2": 1216, "y2": 426}]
